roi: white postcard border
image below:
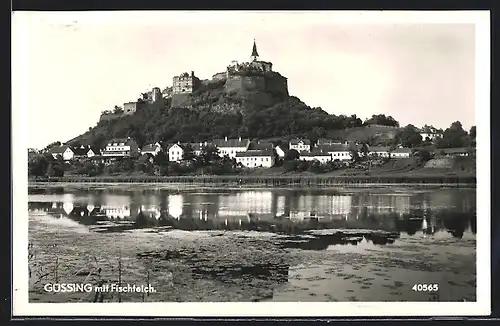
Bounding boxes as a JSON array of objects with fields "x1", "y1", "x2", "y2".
[{"x1": 12, "y1": 10, "x2": 490, "y2": 317}]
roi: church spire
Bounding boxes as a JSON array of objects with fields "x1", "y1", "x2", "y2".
[{"x1": 251, "y1": 38, "x2": 259, "y2": 61}]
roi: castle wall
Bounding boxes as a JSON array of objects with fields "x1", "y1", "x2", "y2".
[
  {"x1": 224, "y1": 74, "x2": 288, "y2": 98},
  {"x1": 264, "y1": 74, "x2": 289, "y2": 98},
  {"x1": 171, "y1": 93, "x2": 192, "y2": 108},
  {"x1": 225, "y1": 75, "x2": 266, "y2": 94}
]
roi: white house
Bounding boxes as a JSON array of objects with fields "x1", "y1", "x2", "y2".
[
  {"x1": 101, "y1": 137, "x2": 139, "y2": 157},
  {"x1": 420, "y1": 132, "x2": 442, "y2": 141},
  {"x1": 87, "y1": 147, "x2": 100, "y2": 157},
  {"x1": 235, "y1": 150, "x2": 275, "y2": 168},
  {"x1": 275, "y1": 145, "x2": 288, "y2": 158},
  {"x1": 289, "y1": 139, "x2": 311, "y2": 152},
  {"x1": 441, "y1": 147, "x2": 472, "y2": 157},
  {"x1": 317, "y1": 144, "x2": 352, "y2": 161},
  {"x1": 213, "y1": 137, "x2": 250, "y2": 159},
  {"x1": 167, "y1": 143, "x2": 186, "y2": 162},
  {"x1": 48, "y1": 145, "x2": 74, "y2": 161},
  {"x1": 368, "y1": 146, "x2": 391, "y2": 158},
  {"x1": 299, "y1": 152, "x2": 332, "y2": 164},
  {"x1": 390, "y1": 147, "x2": 412, "y2": 158},
  {"x1": 419, "y1": 126, "x2": 443, "y2": 141},
  {"x1": 141, "y1": 142, "x2": 162, "y2": 156}
]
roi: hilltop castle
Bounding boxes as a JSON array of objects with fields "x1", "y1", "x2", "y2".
[
  {"x1": 100, "y1": 40, "x2": 289, "y2": 121},
  {"x1": 171, "y1": 40, "x2": 289, "y2": 108}
]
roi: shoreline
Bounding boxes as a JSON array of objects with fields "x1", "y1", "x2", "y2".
[
  {"x1": 28, "y1": 174, "x2": 476, "y2": 189},
  {"x1": 28, "y1": 181, "x2": 476, "y2": 191}
]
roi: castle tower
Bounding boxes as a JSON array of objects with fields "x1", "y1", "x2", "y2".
[{"x1": 251, "y1": 39, "x2": 259, "y2": 62}]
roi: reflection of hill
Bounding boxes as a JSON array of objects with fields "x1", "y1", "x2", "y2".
[{"x1": 28, "y1": 189, "x2": 476, "y2": 239}]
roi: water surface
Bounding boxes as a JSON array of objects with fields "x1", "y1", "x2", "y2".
[{"x1": 28, "y1": 187, "x2": 476, "y2": 302}]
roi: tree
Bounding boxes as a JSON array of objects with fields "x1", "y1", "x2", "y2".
[
  {"x1": 28, "y1": 154, "x2": 51, "y2": 177},
  {"x1": 360, "y1": 143, "x2": 369, "y2": 158},
  {"x1": 363, "y1": 114, "x2": 400, "y2": 127},
  {"x1": 414, "y1": 149, "x2": 432, "y2": 166},
  {"x1": 154, "y1": 150, "x2": 169, "y2": 166},
  {"x1": 43, "y1": 141, "x2": 61, "y2": 152},
  {"x1": 182, "y1": 144, "x2": 195, "y2": 161},
  {"x1": 398, "y1": 124, "x2": 423, "y2": 148},
  {"x1": 284, "y1": 149, "x2": 300, "y2": 161},
  {"x1": 199, "y1": 145, "x2": 220, "y2": 166},
  {"x1": 469, "y1": 126, "x2": 476, "y2": 139},
  {"x1": 469, "y1": 126, "x2": 476, "y2": 147},
  {"x1": 46, "y1": 163, "x2": 54, "y2": 177},
  {"x1": 113, "y1": 106, "x2": 124, "y2": 114},
  {"x1": 349, "y1": 148, "x2": 360, "y2": 163},
  {"x1": 436, "y1": 121, "x2": 469, "y2": 148},
  {"x1": 283, "y1": 160, "x2": 298, "y2": 172}
]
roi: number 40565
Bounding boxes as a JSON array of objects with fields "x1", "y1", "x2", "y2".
[{"x1": 412, "y1": 284, "x2": 439, "y2": 292}]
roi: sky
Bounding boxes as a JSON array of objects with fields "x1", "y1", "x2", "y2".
[{"x1": 12, "y1": 11, "x2": 480, "y2": 149}]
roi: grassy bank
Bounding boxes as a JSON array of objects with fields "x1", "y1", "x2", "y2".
[{"x1": 28, "y1": 172, "x2": 476, "y2": 188}]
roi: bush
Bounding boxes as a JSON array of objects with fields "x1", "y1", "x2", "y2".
[{"x1": 283, "y1": 160, "x2": 298, "y2": 172}]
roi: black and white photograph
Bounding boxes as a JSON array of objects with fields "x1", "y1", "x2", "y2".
[{"x1": 12, "y1": 10, "x2": 490, "y2": 317}]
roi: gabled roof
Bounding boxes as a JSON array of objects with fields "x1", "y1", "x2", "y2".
[
  {"x1": 317, "y1": 144, "x2": 350, "y2": 152},
  {"x1": 167, "y1": 143, "x2": 187, "y2": 151},
  {"x1": 442, "y1": 147, "x2": 470, "y2": 154},
  {"x1": 249, "y1": 141, "x2": 274, "y2": 150},
  {"x1": 213, "y1": 138, "x2": 250, "y2": 148},
  {"x1": 289, "y1": 139, "x2": 311, "y2": 145},
  {"x1": 235, "y1": 150, "x2": 274, "y2": 157},
  {"x1": 391, "y1": 147, "x2": 412, "y2": 154},
  {"x1": 141, "y1": 143, "x2": 161, "y2": 152},
  {"x1": 316, "y1": 138, "x2": 345, "y2": 145},
  {"x1": 89, "y1": 146, "x2": 101, "y2": 154},
  {"x1": 71, "y1": 146, "x2": 89, "y2": 156},
  {"x1": 190, "y1": 142, "x2": 211, "y2": 151},
  {"x1": 300, "y1": 151, "x2": 331, "y2": 157},
  {"x1": 49, "y1": 145, "x2": 72, "y2": 154},
  {"x1": 275, "y1": 143, "x2": 289, "y2": 150},
  {"x1": 368, "y1": 146, "x2": 391, "y2": 152},
  {"x1": 106, "y1": 138, "x2": 137, "y2": 147}
]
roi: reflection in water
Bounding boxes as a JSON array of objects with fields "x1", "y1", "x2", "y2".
[
  {"x1": 28, "y1": 188, "x2": 476, "y2": 241},
  {"x1": 168, "y1": 195, "x2": 184, "y2": 219}
]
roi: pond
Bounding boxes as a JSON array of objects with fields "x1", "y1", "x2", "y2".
[{"x1": 28, "y1": 187, "x2": 476, "y2": 302}]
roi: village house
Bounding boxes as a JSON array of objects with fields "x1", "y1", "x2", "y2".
[
  {"x1": 275, "y1": 144, "x2": 289, "y2": 158},
  {"x1": 420, "y1": 132, "x2": 443, "y2": 141},
  {"x1": 213, "y1": 137, "x2": 250, "y2": 159},
  {"x1": 367, "y1": 146, "x2": 391, "y2": 158},
  {"x1": 48, "y1": 145, "x2": 74, "y2": 161},
  {"x1": 316, "y1": 138, "x2": 345, "y2": 146},
  {"x1": 167, "y1": 143, "x2": 186, "y2": 162},
  {"x1": 190, "y1": 142, "x2": 210, "y2": 156},
  {"x1": 101, "y1": 137, "x2": 139, "y2": 158},
  {"x1": 71, "y1": 145, "x2": 100, "y2": 160},
  {"x1": 235, "y1": 150, "x2": 275, "y2": 168},
  {"x1": 249, "y1": 141, "x2": 274, "y2": 151},
  {"x1": 289, "y1": 139, "x2": 311, "y2": 152},
  {"x1": 390, "y1": 147, "x2": 412, "y2": 158},
  {"x1": 317, "y1": 144, "x2": 352, "y2": 161},
  {"x1": 441, "y1": 147, "x2": 472, "y2": 157},
  {"x1": 299, "y1": 151, "x2": 332, "y2": 164},
  {"x1": 88, "y1": 146, "x2": 100, "y2": 157},
  {"x1": 419, "y1": 126, "x2": 443, "y2": 141},
  {"x1": 141, "y1": 142, "x2": 162, "y2": 156}
]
